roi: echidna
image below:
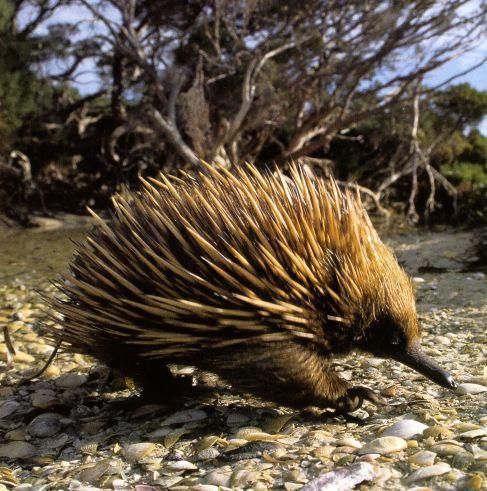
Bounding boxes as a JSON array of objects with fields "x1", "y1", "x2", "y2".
[{"x1": 47, "y1": 163, "x2": 456, "y2": 413}]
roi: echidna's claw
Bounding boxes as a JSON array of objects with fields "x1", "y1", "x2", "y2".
[{"x1": 333, "y1": 386, "x2": 387, "y2": 415}]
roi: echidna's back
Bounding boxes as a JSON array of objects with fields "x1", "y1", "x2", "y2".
[{"x1": 48, "y1": 163, "x2": 382, "y2": 369}]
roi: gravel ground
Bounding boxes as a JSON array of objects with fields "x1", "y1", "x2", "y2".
[{"x1": 0, "y1": 226, "x2": 486, "y2": 491}]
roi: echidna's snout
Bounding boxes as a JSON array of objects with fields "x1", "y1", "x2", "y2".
[{"x1": 392, "y1": 343, "x2": 457, "y2": 390}]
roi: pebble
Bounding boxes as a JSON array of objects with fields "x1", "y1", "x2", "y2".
[
  {"x1": 456, "y1": 383, "x2": 487, "y2": 395},
  {"x1": 406, "y1": 463, "x2": 451, "y2": 483},
  {"x1": 358, "y1": 436, "x2": 407, "y2": 455},
  {"x1": 381, "y1": 420, "x2": 428, "y2": 439}
]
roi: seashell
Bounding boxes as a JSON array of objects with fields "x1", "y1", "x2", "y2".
[
  {"x1": 30, "y1": 389, "x2": 57, "y2": 409},
  {"x1": 203, "y1": 466, "x2": 232, "y2": 487},
  {"x1": 301, "y1": 462, "x2": 380, "y2": 491},
  {"x1": 429, "y1": 443, "x2": 469, "y2": 457},
  {"x1": 0, "y1": 400, "x2": 20, "y2": 418},
  {"x1": 408, "y1": 450, "x2": 437, "y2": 466},
  {"x1": 195, "y1": 447, "x2": 221, "y2": 461},
  {"x1": 27, "y1": 413, "x2": 62, "y2": 438},
  {"x1": 77, "y1": 459, "x2": 111, "y2": 484},
  {"x1": 358, "y1": 436, "x2": 407, "y2": 455},
  {"x1": 55, "y1": 372, "x2": 88, "y2": 388},
  {"x1": 456, "y1": 383, "x2": 487, "y2": 395},
  {"x1": 457, "y1": 429, "x2": 487, "y2": 439},
  {"x1": 0, "y1": 441, "x2": 37, "y2": 459},
  {"x1": 123, "y1": 443, "x2": 157, "y2": 463},
  {"x1": 230, "y1": 469, "x2": 260, "y2": 488},
  {"x1": 262, "y1": 413, "x2": 294, "y2": 434},
  {"x1": 381, "y1": 420, "x2": 428, "y2": 439},
  {"x1": 193, "y1": 435, "x2": 221, "y2": 452},
  {"x1": 226, "y1": 412, "x2": 250, "y2": 425},
  {"x1": 423, "y1": 425, "x2": 453, "y2": 440},
  {"x1": 159, "y1": 408, "x2": 207, "y2": 426},
  {"x1": 165, "y1": 460, "x2": 198, "y2": 471},
  {"x1": 163, "y1": 428, "x2": 189, "y2": 448},
  {"x1": 336, "y1": 437, "x2": 362, "y2": 449},
  {"x1": 406, "y1": 463, "x2": 451, "y2": 483}
]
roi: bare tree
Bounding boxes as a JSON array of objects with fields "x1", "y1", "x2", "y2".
[{"x1": 64, "y1": 0, "x2": 485, "y2": 174}]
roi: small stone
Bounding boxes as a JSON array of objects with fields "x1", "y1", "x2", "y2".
[
  {"x1": 413, "y1": 277, "x2": 425, "y2": 283},
  {"x1": 408, "y1": 450, "x2": 437, "y2": 466},
  {"x1": 382, "y1": 420, "x2": 428, "y2": 439},
  {"x1": 456, "y1": 384, "x2": 487, "y2": 395},
  {"x1": 0, "y1": 441, "x2": 36, "y2": 459},
  {"x1": 27, "y1": 413, "x2": 62, "y2": 438},
  {"x1": 358, "y1": 436, "x2": 407, "y2": 455},
  {"x1": 406, "y1": 463, "x2": 451, "y2": 483},
  {"x1": 55, "y1": 372, "x2": 88, "y2": 388}
]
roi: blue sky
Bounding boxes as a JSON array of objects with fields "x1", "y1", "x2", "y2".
[{"x1": 20, "y1": 4, "x2": 487, "y2": 134}]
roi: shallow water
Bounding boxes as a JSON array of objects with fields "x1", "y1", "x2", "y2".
[{"x1": 0, "y1": 226, "x2": 88, "y2": 284}]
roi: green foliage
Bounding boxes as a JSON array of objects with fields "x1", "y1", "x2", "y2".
[
  {"x1": 0, "y1": 0, "x2": 60, "y2": 149},
  {"x1": 441, "y1": 161, "x2": 487, "y2": 186}
]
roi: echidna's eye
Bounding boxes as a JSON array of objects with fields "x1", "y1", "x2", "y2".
[{"x1": 390, "y1": 336, "x2": 401, "y2": 346}]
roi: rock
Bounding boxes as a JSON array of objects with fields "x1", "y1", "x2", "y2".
[
  {"x1": 406, "y1": 463, "x2": 451, "y2": 483},
  {"x1": 358, "y1": 436, "x2": 407, "y2": 455},
  {"x1": 0, "y1": 441, "x2": 36, "y2": 459},
  {"x1": 408, "y1": 450, "x2": 437, "y2": 466},
  {"x1": 27, "y1": 413, "x2": 62, "y2": 438},
  {"x1": 381, "y1": 420, "x2": 428, "y2": 439},
  {"x1": 456, "y1": 383, "x2": 487, "y2": 395}
]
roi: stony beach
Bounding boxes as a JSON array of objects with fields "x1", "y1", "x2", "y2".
[{"x1": 0, "y1": 225, "x2": 486, "y2": 490}]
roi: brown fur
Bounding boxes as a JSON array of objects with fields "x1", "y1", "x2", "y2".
[{"x1": 47, "y1": 162, "x2": 420, "y2": 409}]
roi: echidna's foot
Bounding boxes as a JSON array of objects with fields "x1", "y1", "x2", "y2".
[{"x1": 332, "y1": 386, "x2": 387, "y2": 415}]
